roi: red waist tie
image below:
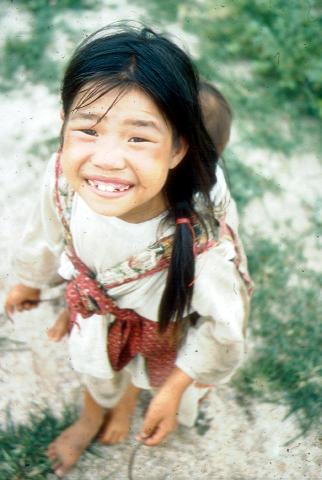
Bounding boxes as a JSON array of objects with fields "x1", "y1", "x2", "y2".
[{"x1": 66, "y1": 269, "x2": 177, "y2": 387}]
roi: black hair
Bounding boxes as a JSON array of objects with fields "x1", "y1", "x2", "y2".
[{"x1": 61, "y1": 23, "x2": 219, "y2": 333}]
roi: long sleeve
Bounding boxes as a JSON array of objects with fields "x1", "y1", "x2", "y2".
[
  {"x1": 175, "y1": 243, "x2": 249, "y2": 385},
  {"x1": 13, "y1": 154, "x2": 65, "y2": 288},
  {"x1": 175, "y1": 166, "x2": 251, "y2": 385}
]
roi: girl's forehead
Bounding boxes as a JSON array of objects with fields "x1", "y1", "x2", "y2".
[
  {"x1": 72, "y1": 85, "x2": 151, "y2": 113},
  {"x1": 69, "y1": 85, "x2": 171, "y2": 131}
]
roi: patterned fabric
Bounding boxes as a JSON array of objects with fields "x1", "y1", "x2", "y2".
[
  {"x1": 64, "y1": 249, "x2": 178, "y2": 387},
  {"x1": 54, "y1": 152, "x2": 217, "y2": 387},
  {"x1": 218, "y1": 218, "x2": 253, "y2": 296},
  {"x1": 54, "y1": 156, "x2": 217, "y2": 290}
]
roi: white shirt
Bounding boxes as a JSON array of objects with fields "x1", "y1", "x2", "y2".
[{"x1": 14, "y1": 154, "x2": 250, "y2": 388}]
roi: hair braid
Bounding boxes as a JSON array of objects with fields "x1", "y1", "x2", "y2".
[{"x1": 158, "y1": 200, "x2": 197, "y2": 333}]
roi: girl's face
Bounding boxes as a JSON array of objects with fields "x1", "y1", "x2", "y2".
[{"x1": 60, "y1": 87, "x2": 188, "y2": 223}]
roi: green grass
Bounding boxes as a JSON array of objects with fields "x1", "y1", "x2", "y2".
[
  {"x1": 0, "y1": 406, "x2": 77, "y2": 479},
  {"x1": 0, "y1": 0, "x2": 97, "y2": 92},
  {"x1": 310, "y1": 197, "x2": 322, "y2": 249},
  {"x1": 134, "y1": 0, "x2": 322, "y2": 155},
  {"x1": 233, "y1": 236, "x2": 322, "y2": 437},
  {"x1": 222, "y1": 149, "x2": 281, "y2": 212}
]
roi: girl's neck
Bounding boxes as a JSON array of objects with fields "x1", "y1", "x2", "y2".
[{"x1": 117, "y1": 196, "x2": 169, "y2": 224}]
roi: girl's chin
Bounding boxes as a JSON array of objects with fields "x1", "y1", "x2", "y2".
[
  {"x1": 79, "y1": 183, "x2": 134, "y2": 217},
  {"x1": 79, "y1": 185, "x2": 167, "y2": 223},
  {"x1": 81, "y1": 192, "x2": 139, "y2": 221},
  {"x1": 86, "y1": 199, "x2": 130, "y2": 218},
  {"x1": 86, "y1": 199, "x2": 161, "y2": 223}
]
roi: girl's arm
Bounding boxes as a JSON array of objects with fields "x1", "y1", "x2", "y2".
[
  {"x1": 5, "y1": 283, "x2": 40, "y2": 316},
  {"x1": 175, "y1": 245, "x2": 249, "y2": 387},
  {"x1": 12, "y1": 154, "x2": 64, "y2": 289},
  {"x1": 136, "y1": 169, "x2": 249, "y2": 446},
  {"x1": 5, "y1": 154, "x2": 65, "y2": 313},
  {"x1": 173, "y1": 166, "x2": 250, "y2": 387},
  {"x1": 137, "y1": 248, "x2": 249, "y2": 447}
]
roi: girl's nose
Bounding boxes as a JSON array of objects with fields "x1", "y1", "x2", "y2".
[{"x1": 91, "y1": 141, "x2": 126, "y2": 170}]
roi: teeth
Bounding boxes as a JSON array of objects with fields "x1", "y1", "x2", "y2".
[
  {"x1": 97, "y1": 184, "x2": 115, "y2": 192},
  {"x1": 88, "y1": 180, "x2": 130, "y2": 192}
]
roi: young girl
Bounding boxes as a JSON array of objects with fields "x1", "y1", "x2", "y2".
[
  {"x1": 5, "y1": 25, "x2": 252, "y2": 477},
  {"x1": 45, "y1": 79, "x2": 234, "y2": 343}
]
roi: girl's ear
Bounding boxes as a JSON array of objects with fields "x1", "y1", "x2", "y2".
[
  {"x1": 60, "y1": 110, "x2": 65, "y2": 121},
  {"x1": 170, "y1": 136, "x2": 189, "y2": 170}
]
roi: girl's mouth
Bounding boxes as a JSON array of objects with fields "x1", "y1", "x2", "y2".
[{"x1": 86, "y1": 178, "x2": 133, "y2": 197}]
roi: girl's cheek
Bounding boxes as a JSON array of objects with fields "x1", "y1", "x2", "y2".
[
  {"x1": 131, "y1": 156, "x2": 159, "y2": 175},
  {"x1": 62, "y1": 140, "x2": 91, "y2": 163}
]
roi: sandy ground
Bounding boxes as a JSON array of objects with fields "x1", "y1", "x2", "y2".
[{"x1": 0, "y1": 2, "x2": 321, "y2": 479}]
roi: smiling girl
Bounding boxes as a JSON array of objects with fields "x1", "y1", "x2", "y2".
[{"x1": 5, "y1": 25, "x2": 252, "y2": 477}]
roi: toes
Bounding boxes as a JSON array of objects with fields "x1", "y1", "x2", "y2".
[
  {"x1": 100, "y1": 430, "x2": 127, "y2": 445},
  {"x1": 47, "y1": 450, "x2": 56, "y2": 460},
  {"x1": 52, "y1": 457, "x2": 74, "y2": 477},
  {"x1": 52, "y1": 461, "x2": 62, "y2": 471},
  {"x1": 55, "y1": 466, "x2": 67, "y2": 478},
  {"x1": 99, "y1": 434, "x2": 112, "y2": 445},
  {"x1": 109, "y1": 432, "x2": 119, "y2": 444},
  {"x1": 99, "y1": 429, "x2": 115, "y2": 445},
  {"x1": 111, "y1": 434, "x2": 126, "y2": 444}
]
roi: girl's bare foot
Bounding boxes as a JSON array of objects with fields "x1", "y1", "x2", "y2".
[
  {"x1": 47, "y1": 309, "x2": 70, "y2": 342},
  {"x1": 99, "y1": 405, "x2": 132, "y2": 445},
  {"x1": 99, "y1": 383, "x2": 140, "y2": 445},
  {"x1": 47, "y1": 391, "x2": 104, "y2": 477}
]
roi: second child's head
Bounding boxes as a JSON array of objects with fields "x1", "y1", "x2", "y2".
[
  {"x1": 199, "y1": 81, "x2": 232, "y2": 156},
  {"x1": 59, "y1": 25, "x2": 218, "y2": 224}
]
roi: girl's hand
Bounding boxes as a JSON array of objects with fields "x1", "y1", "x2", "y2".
[
  {"x1": 5, "y1": 284, "x2": 41, "y2": 317},
  {"x1": 137, "y1": 368, "x2": 194, "y2": 446},
  {"x1": 138, "y1": 386, "x2": 180, "y2": 446},
  {"x1": 47, "y1": 308, "x2": 70, "y2": 342}
]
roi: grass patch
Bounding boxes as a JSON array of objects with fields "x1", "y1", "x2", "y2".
[
  {"x1": 135, "y1": 0, "x2": 322, "y2": 155},
  {"x1": 310, "y1": 197, "x2": 322, "y2": 249},
  {"x1": 222, "y1": 150, "x2": 281, "y2": 212},
  {"x1": 233, "y1": 236, "x2": 322, "y2": 437},
  {"x1": 195, "y1": 0, "x2": 322, "y2": 120},
  {"x1": 0, "y1": 406, "x2": 77, "y2": 479},
  {"x1": 0, "y1": 0, "x2": 97, "y2": 92}
]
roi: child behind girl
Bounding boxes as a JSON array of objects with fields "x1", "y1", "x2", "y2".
[
  {"x1": 5, "y1": 26, "x2": 252, "y2": 477},
  {"x1": 45, "y1": 79, "x2": 234, "y2": 343},
  {"x1": 200, "y1": 80, "x2": 232, "y2": 156}
]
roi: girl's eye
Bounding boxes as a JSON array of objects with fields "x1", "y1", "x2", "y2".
[
  {"x1": 80, "y1": 129, "x2": 98, "y2": 136},
  {"x1": 128, "y1": 137, "x2": 148, "y2": 143}
]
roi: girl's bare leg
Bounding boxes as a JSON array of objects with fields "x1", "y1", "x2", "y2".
[
  {"x1": 47, "y1": 309, "x2": 70, "y2": 342},
  {"x1": 47, "y1": 390, "x2": 104, "y2": 477},
  {"x1": 99, "y1": 383, "x2": 141, "y2": 445}
]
